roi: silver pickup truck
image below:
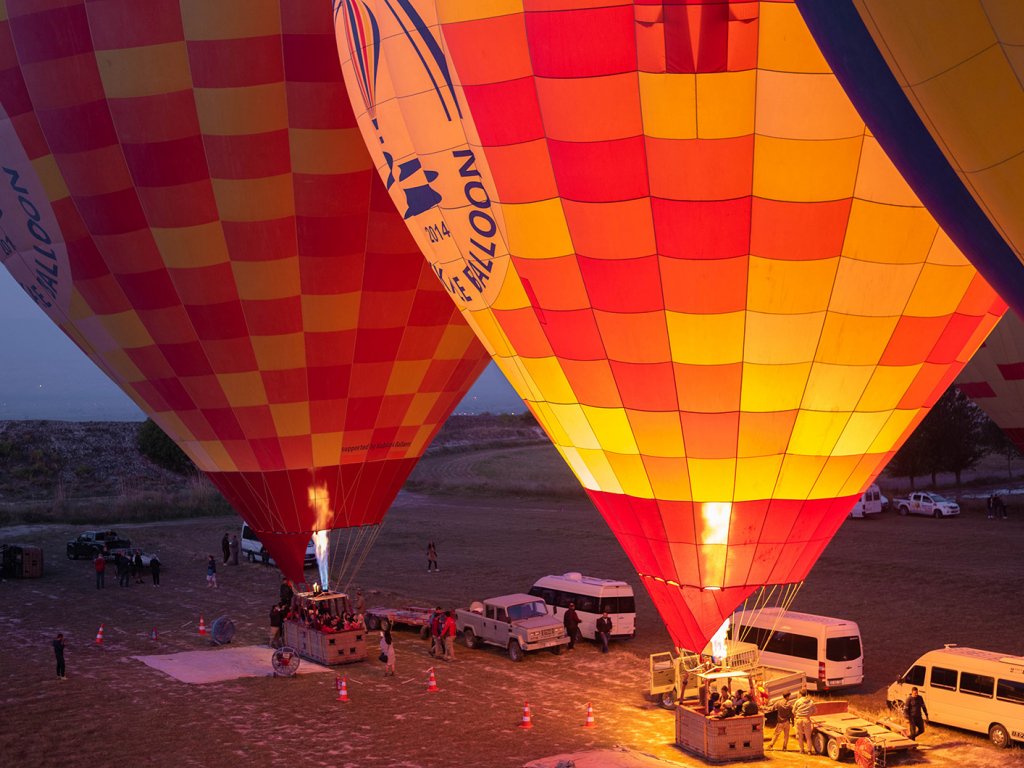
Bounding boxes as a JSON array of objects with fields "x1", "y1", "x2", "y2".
[{"x1": 457, "y1": 593, "x2": 569, "y2": 661}]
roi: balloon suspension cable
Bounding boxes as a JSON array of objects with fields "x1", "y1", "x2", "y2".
[{"x1": 732, "y1": 581, "x2": 804, "y2": 645}]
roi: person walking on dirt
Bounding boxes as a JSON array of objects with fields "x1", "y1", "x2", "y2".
[
  {"x1": 221, "y1": 533, "x2": 230, "y2": 564},
  {"x1": 94, "y1": 552, "x2": 106, "y2": 589},
  {"x1": 905, "y1": 686, "x2": 929, "y2": 740},
  {"x1": 379, "y1": 630, "x2": 395, "y2": 676},
  {"x1": 793, "y1": 689, "x2": 816, "y2": 754},
  {"x1": 53, "y1": 633, "x2": 66, "y2": 681},
  {"x1": 563, "y1": 602, "x2": 582, "y2": 650},
  {"x1": 767, "y1": 691, "x2": 794, "y2": 751},
  {"x1": 595, "y1": 610, "x2": 613, "y2": 653},
  {"x1": 116, "y1": 552, "x2": 130, "y2": 588},
  {"x1": 427, "y1": 541, "x2": 438, "y2": 572},
  {"x1": 133, "y1": 550, "x2": 145, "y2": 584},
  {"x1": 442, "y1": 610, "x2": 457, "y2": 661},
  {"x1": 150, "y1": 554, "x2": 161, "y2": 586},
  {"x1": 206, "y1": 555, "x2": 218, "y2": 588},
  {"x1": 229, "y1": 534, "x2": 240, "y2": 565}
]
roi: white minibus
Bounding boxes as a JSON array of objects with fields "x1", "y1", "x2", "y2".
[
  {"x1": 529, "y1": 572, "x2": 636, "y2": 640},
  {"x1": 887, "y1": 645, "x2": 1024, "y2": 748},
  {"x1": 732, "y1": 608, "x2": 864, "y2": 691},
  {"x1": 849, "y1": 483, "x2": 885, "y2": 518},
  {"x1": 240, "y1": 523, "x2": 315, "y2": 568}
]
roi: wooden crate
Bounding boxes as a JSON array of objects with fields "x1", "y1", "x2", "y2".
[
  {"x1": 676, "y1": 706, "x2": 764, "y2": 764},
  {"x1": 283, "y1": 623, "x2": 366, "y2": 666}
]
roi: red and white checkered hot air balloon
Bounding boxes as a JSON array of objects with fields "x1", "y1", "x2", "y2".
[{"x1": 0, "y1": 0, "x2": 487, "y2": 583}]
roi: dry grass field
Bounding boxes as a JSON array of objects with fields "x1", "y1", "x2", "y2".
[{"x1": 2, "y1": 442, "x2": 1024, "y2": 768}]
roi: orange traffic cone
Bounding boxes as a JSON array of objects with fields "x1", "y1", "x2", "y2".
[
  {"x1": 426, "y1": 667, "x2": 440, "y2": 693},
  {"x1": 150, "y1": 627, "x2": 158, "y2": 641},
  {"x1": 336, "y1": 676, "x2": 349, "y2": 703},
  {"x1": 198, "y1": 616, "x2": 207, "y2": 636},
  {"x1": 582, "y1": 702, "x2": 595, "y2": 728},
  {"x1": 95, "y1": 624, "x2": 104, "y2": 645},
  {"x1": 518, "y1": 700, "x2": 534, "y2": 729}
]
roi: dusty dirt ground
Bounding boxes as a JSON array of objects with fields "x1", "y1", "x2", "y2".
[{"x1": 3, "y1": 452, "x2": 1024, "y2": 767}]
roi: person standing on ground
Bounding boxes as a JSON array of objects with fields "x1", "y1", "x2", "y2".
[
  {"x1": 53, "y1": 633, "x2": 66, "y2": 681},
  {"x1": 426, "y1": 541, "x2": 438, "y2": 572},
  {"x1": 792, "y1": 689, "x2": 816, "y2": 754},
  {"x1": 269, "y1": 603, "x2": 284, "y2": 648},
  {"x1": 429, "y1": 606, "x2": 444, "y2": 658},
  {"x1": 229, "y1": 534, "x2": 240, "y2": 565},
  {"x1": 116, "y1": 552, "x2": 131, "y2": 588},
  {"x1": 280, "y1": 578, "x2": 294, "y2": 607},
  {"x1": 133, "y1": 550, "x2": 145, "y2": 584},
  {"x1": 767, "y1": 692, "x2": 794, "y2": 751},
  {"x1": 442, "y1": 610, "x2": 457, "y2": 661},
  {"x1": 563, "y1": 602, "x2": 582, "y2": 650},
  {"x1": 595, "y1": 610, "x2": 613, "y2": 653},
  {"x1": 206, "y1": 554, "x2": 218, "y2": 588},
  {"x1": 150, "y1": 554, "x2": 161, "y2": 586},
  {"x1": 379, "y1": 630, "x2": 395, "y2": 676},
  {"x1": 221, "y1": 533, "x2": 230, "y2": 564},
  {"x1": 94, "y1": 552, "x2": 105, "y2": 589},
  {"x1": 905, "y1": 686, "x2": 929, "y2": 741}
]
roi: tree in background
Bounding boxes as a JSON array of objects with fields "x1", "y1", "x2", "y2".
[
  {"x1": 889, "y1": 386, "x2": 987, "y2": 488},
  {"x1": 982, "y1": 416, "x2": 1022, "y2": 480},
  {"x1": 136, "y1": 419, "x2": 195, "y2": 475}
]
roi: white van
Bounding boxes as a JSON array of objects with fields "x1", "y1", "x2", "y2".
[
  {"x1": 240, "y1": 523, "x2": 316, "y2": 567},
  {"x1": 850, "y1": 483, "x2": 885, "y2": 518},
  {"x1": 887, "y1": 645, "x2": 1024, "y2": 748},
  {"x1": 732, "y1": 608, "x2": 864, "y2": 691},
  {"x1": 529, "y1": 572, "x2": 636, "y2": 640}
]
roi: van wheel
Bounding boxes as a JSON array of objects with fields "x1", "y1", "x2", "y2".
[
  {"x1": 826, "y1": 738, "x2": 842, "y2": 761},
  {"x1": 246, "y1": 551, "x2": 255, "y2": 563},
  {"x1": 989, "y1": 723, "x2": 1011, "y2": 749},
  {"x1": 463, "y1": 628, "x2": 478, "y2": 649},
  {"x1": 811, "y1": 731, "x2": 828, "y2": 755},
  {"x1": 660, "y1": 691, "x2": 676, "y2": 710},
  {"x1": 507, "y1": 640, "x2": 524, "y2": 662}
]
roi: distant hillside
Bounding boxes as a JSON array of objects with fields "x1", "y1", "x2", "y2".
[{"x1": 0, "y1": 413, "x2": 545, "y2": 505}]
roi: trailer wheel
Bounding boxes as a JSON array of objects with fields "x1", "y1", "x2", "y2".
[
  {"x1": 812, "y1": 731, "x2": 828, "y2": 756},
  {"x1": 419, "y1": 625, "x2": 430, "y2": 641},
  {"x1": 826, "y1": 738, "x2": 842, "y2": 761},
  {"x1": 990, "y1": 723, "x2": 1011, "y2": 749},
  {"x1": 507, "y1": 640, "x2": 524, "y2": 662},
  {"x1": 463, "y1": 628, "x2": 478, "y2": 649}
]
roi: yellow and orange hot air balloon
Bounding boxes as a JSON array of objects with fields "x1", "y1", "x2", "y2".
[
  {"x1": 335, "y1": 0, "x2": 1004, "y2": 650},
  {"x1": 0, "y1": 0, "x2": 488, "y2": 582},
  {"x1": 796, "y1": 0, "x2": 1024, "y2": 315}
]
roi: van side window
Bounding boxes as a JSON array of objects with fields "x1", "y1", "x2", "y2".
[
  {"x1": 790, "y1": 634, "x2": 817, "y2": 660},
  {"x1": 554, "y1": 591, "x2": 574, "y2": 609},
  {"x1": 931, "y1": 666, "x2": 957, "y2": 690},
  {"x1": 997, "y1": 679, "x2": 1024, "y2": 705},
  {"x1": 959, "y1": 671, "x2": 994, "y2": 698},
  {"x1": 904, "y1": 665, "x2": 926, "y2": 686},
  {"x1": 577, "y1": 596, "x2": 597, "y2": 613}
]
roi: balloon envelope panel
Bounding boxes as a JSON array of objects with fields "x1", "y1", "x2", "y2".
[
  {"x1": 0, "y1": 0, "x2": 488, "y2": 580},
  {"x1": 958, "y1": 311, "x2": 1024, "y2": 453},
  {"x1": 796, "y1": 0, "x2": 1024, "y2": 316}
]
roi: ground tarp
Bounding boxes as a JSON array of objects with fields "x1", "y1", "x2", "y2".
[{"x1": 131, "y1": 645, "x2": 333, "y2": 684}]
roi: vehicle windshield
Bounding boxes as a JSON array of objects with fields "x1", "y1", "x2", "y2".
[
  {"x1": 931, "y1": 495, "x2": 953, "y2": 503},
  {"x1": 508, "y1": 601, "x2": 549, "y2": 621}
]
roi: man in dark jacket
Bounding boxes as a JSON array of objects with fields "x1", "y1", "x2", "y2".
[
  {"x1": 905, "y1": 687, "x2": 929, "y2": 740},
  {"x1": 595, "y1": 611, "x2": 613, "y2": 653},
  {"x1": 269, "y1": 603, "x2": 284, "y2": 648},
  {"x1": 563, "y1": 603, "x2": 582, "y2": 650},
  {"x1": 280, "y1": 578, "x2": 294, "y2": 606},
  {"x1": 150, "y1": 554, "x2": 161, "y2": 586}
]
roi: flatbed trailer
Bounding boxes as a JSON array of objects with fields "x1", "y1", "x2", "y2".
[
  {"x1": 365, "y1": 605, "x2": 435, "y2": 637},
  {"x1": 809, "y1": 700, "x2": 918, "y2": 764}
]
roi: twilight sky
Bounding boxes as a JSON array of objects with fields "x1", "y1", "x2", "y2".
[{"x1": 0, "y1": 271, "x2": 523, "y2": 422}]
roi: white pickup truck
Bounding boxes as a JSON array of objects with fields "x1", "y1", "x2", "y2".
[
  {"x1": 894, "y1": 491, "x2": 960, "y2": 518},
  {"x1": 457, "y1": 593, "x2": 569, "y2": 661}
]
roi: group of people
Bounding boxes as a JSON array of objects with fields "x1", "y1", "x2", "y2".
[
  {"x1": 987, "y1": 494, "x2": 1008, "y2": 519},
  {"x1": 95, "y1": 550, "x2": 160, "y2": 588},
  {"x1": 428, "y1": 606, "x2": 458, "y2": 662},
  {"x1": 562, "y1": 603, "x2": 615, "y2": 653},
  {"x1": 765, "y1": 689, "x2": 817, "y2": 754},
  {"x1": 220, "y1": 533, "x2": 240, "y2": 565},
  {"x1": 706, "y1": 684, "x2": 763, "y2": 720}
]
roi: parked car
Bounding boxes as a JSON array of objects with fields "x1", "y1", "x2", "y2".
[
  {"x1": 240, "y1": 523, "x2": 315, "y2": 567},
  {"x1": 894, "y1": 492, "x2": 960, "y2": 518},
  {"x1": 457, "y1": 593, "x2": 569, "y2": 661},
  {"x1": 66, "y1": 530, "x2": 132, "y2": 560}
]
